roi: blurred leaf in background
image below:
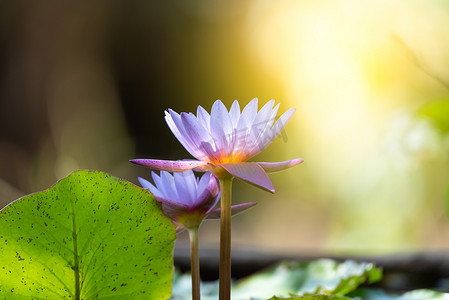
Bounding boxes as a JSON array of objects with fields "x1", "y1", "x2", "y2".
[
  {"x1": 417, "y1": 99, "x2": 449, "y2": 133},
  {"x1": 171, "y1": 259, "x2": 381, "y2": 299}
]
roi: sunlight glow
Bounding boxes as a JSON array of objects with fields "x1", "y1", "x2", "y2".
[{"x1": 242, "y1": 0, "x2": 449, "y2": 251}]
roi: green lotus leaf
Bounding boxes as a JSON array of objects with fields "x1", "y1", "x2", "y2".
[
  {"x1": 349, "y1": 288, "x2": 449, "y2": 299},
  {"x1": 231, "y1": 259, "x2": 381, "y2": 299},
  {"x1": 0, "y1": 170, "x2": 176, "y2": 299}
]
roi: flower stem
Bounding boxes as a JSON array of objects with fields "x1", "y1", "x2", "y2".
[
  {"x1": 219, "y1": 176, "x2": 233, "y2": 300},
  {"x1": 188, "y1": 227, "x2": 201, "y2": 300}
]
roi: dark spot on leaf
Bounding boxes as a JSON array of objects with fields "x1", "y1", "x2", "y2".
[{"x1": 15, "y1": 252, "x2": 25, "y2": 261}]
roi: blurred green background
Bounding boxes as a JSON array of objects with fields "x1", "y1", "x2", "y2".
[{"x1": 1, "y1": 0, "x2": 449, "y2": 255}]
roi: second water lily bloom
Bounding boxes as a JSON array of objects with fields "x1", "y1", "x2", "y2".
[
  {"x1": 138, "y1": 170, "x2": 256, "y2": 230},
  {"x1": 131, "y1": 98, "x2": 303, "y2": 193}
]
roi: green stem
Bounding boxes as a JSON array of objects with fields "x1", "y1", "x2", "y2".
[
  {"x1": 219, "y1": 176, "x2": 233, "y2": 300},
  {"x1": 188, "y1": 227, "x2": 201, "y2": 300}
]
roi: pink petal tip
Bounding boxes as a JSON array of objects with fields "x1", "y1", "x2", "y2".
[
  {"x1": 257, "y1": 158, "x2": 304, "y2": 174},
  {"x1": 130, "y1": 159, "x2": 207, "y2": 172}
]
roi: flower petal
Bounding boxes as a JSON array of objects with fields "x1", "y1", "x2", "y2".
[
  {"x1": 237, "y1": 98, "x2": 258, "y2": 133},
  {"x1": 258, "y1": 107, "x2": 296, "y2": 151},
  {"x1": 138, "y1": 177, "x2": 164, "y2": 198},
  {"x1": 197, "y1": 172, "x2": 219, "y2": 200},
  {"x1": 242, "y1": 99, "x2": 275, "y2": 157},
  {"x1": 220, "y1": 162, "x2": 275, "y2": 193},
  {"x1": 257, "y1": 159, "x2": 304, "y2": 173},
  {"x1": 197, "y1": 105, "x2": 211, "y2": 132},
  {"x1": 206, "y1": 202, "x2": 257, "y2": 219},
  {"x1": 181, "y1": 112, "x2": 215, "y2": 161},
  {"x1": 229, "y1": 100, "x2": 241, "y2": 128},
  {"x1": 272, "y1": 107, "x2": 296, "y2": 135},
  {"x1": 267, "y1": 103, "x2": 280, "y2": 128},
  {"x1": 210, "y1": 100, "x2": 233, "y2": 157},
  {"x1": 158, "y1": 172, "x2": 180, "y2": 203},
  {"x1": 245, "y1": 101, "x2": 280, "y2": 158},
  {"x1": 165, "y1": 110, "x2": 203, "y2": 159},
  {"x1": 173, "y1": 171, "x2": 197, "y2": 206},
  {"x1": 253, "y1": 100, "x2": 275, "y2": 133},
  {"x1": 137, "y1": 176, "x2": 153, "y2": 190},
  {"x1": 130, "y1": 159, "x2": 208, "y2": 172},
  {"x1": 234, "y1": 98, "x2": 258, "y2": 154},
  {"x1": 182, "y1": 112, "x2": 212, "y2": 144},
  {"x1": 197, "y1": 171, "x2": 212, "y2": 194},
  {"x1": 165, "y1": 110, "x2": 195, "y2": 155},
  {"x1": 196, "y1": 173, "x2": 220, "y2": 212},
  {"x1": 199, "y1": 192, "x2": 220, "y2": 215},
  {"x1": 155, "y1": 196, "x2": 190, "y2": 220}
]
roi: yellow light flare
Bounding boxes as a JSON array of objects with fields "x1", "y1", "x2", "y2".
[{"x1": 239, "y1": 0, "x2": 449, "y2": 252}]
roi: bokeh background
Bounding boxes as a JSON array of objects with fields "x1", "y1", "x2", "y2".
[{"x1": 1, "y1": 0, "x2": 449, "y2": 255}]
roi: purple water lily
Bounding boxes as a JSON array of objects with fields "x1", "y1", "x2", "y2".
[
  {"x1": 138, "y1": 170, "x2": 256, "y2": 230},
  {"x1": 131, "y1": 98, "x2": 303, "y2": 193},
  {"x1": 131, "y1": 98, "x2": 303, "y2": 300}
]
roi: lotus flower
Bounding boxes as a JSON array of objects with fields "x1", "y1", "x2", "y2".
[
  {"x1": 138, "y1": 170, "x2": 256, "y2": 229},
  {"x1": 131, "y1": 98, "x2": 303, "y2": 192},
  {"x1": 131, "y1": 98, "x2": 303, "y2": 300}
]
